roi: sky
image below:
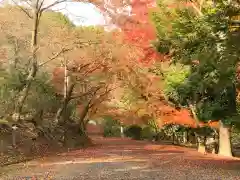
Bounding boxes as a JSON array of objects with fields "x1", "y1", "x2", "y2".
[
  {"x1": 0, "y1": 0, "x2": 132, "y2": 29},
  {"x1": 0, "y1": 0, "x2": 107, "y2": 26},
  {"x1": 52, "y1": 2, "x2": 106, "y2": 26}
]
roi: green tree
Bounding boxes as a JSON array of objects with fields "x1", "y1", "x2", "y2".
[{"x1": 152, "y1": 0, "x2": 240, "y2": 156}]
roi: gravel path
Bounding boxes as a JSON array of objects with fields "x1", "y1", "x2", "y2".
[{"x1": 1, "y1": 137, "x2": 240, "y2": 180}]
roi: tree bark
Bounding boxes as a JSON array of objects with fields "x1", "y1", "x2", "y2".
[
  {"x1": 55, "y1": 63, "x2": 74, "y2": 124},
  {"x1": 183, "y1": 131, "x2": 187, "y2": 144},
  {"x1": 13, "y1": 7, "x2": 40, "y2": 122},
  {"x1": 0, "y1": 140, "x2": 3, "y2": 156},
  {"x1": 218, "y1": 121, "x2": 232, "y2": 157},
  {"x1": 194, "y1": 132, "x2": 206, "y2": 153},
  {"x1": 11, "y1": 125, "x2": 18, "y2": 147},
  {"x1": 78, "y1": 102, "x2": 91, "y2": 133},
  {"x1": 197, "y1": 136, "x2": 206, "y2": 153},
  {"x1": 55, "y1": 96, "x2": 71, "y2": 124},
  {"x1": 120, "y1": 126, "x2": 124, "y2": 138},
  {"x1": 172, "y1": 132, "x2": 175, "y2": 144},
  {"x1": 189, "y1": 103, "x2": 207, "y2": 153}
]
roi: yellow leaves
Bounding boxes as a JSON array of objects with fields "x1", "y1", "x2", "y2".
[{"x1": 229, "y1": 15, "x2": 240, "y2": 32}]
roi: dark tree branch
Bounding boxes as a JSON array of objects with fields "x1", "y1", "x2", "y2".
[
  {"x1": 40, "y1": 0, "x2": 67, "y2": 13},
  {"x1": 12, "y1": 0, "x2": 33, "y2": 18},
  {"x1": 38, "y1": 48, "x2": 72, "y2": 67}
]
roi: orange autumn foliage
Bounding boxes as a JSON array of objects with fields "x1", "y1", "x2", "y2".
[
  {"x1": 122, "y1": 0, "x2": 162, "y2": 64},
  {"x1": 50, "y1": 1, "x2": 221, "y2": 129},
  {"x1": 51, "y1": 67, "x2": 66, "y2": 95},
  {"x1": 159, "y1": 107, "x2": 220, "y2": 129}
]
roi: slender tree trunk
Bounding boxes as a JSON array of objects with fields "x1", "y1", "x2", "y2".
[
  {"x1": 194, "y1": 132, "x2": 206, "y2": 153},
  {"x1": 55, "y1": 101, "x2": 67, "y2": 124},
  {"x1": 62, "y1": 58, "x2": 70, "y2": 123},
  {"x1": 172, "y1": 132, "x2": 175, "y2": 144},
  {"x1": 120, "y1": 126, "x2": 124, "y2": 138},
  {"x1": 12, "y1": 130, "x2": 16, "y2": 147},
  {"x1": 11, "y1": 125, "x2": 18, "y2": 147},
  {"x1": 55, "y1": 63, "x2": 74, "y2": 124},
  {"x1": 197, "y1": 137, "x2": 206, "y2": 153},
  {"x1": 218, "y1": 121, "x2": 232, "y2": 157},
  {"x1": 79, "y1": 120, "x2": 87, "y2": 136},
  {"x1": 13, "y1": 8, "x2": 40, "y2": 122},
  {"x1": 79, "y1": 103, "x2": 90, "y2": 128},
  {"x1": 183, "y1": 131, "x2": 187, "y2": 144},
  {"x1": 212, "y1": 136, "x2": 217, "y2": 154},
  {"x1": 0, "y1": 139, "x2": 3, "y2": 156},
  {"x1": 189, "y1": 103, "x2": 207, "y2": 153},
  {"x1": 55, "y1": 96, "x2": 71, "y2": 124},
  {"x1": 189, "y1": 104, "x2": 200, "y2": 125}
]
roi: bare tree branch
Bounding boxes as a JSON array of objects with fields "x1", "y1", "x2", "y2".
[
  {"x1": 38, "y1": 0, "x2": 45, "y2": 11},
  {"x1": 82, "y1": 63, "x2": 103, "y2": 76},
  {"x1": 89, "y1": 85, "x2": 119, "y2": 108},
  {"x1": 12, "y1": 0, "x2": 33, "y2": 18},
  {"x1": 40, "y1": 0, "x2": 67, "y2": 13},
  {"x1": 38, "y1": 48, "x2": 72, "y2": 67},
  {"x1": 70, "y1": 86, "x2": 101, "y2": 100},
  {"x1": 75, "y1": 63, "x2": 91, "y2": 72}
]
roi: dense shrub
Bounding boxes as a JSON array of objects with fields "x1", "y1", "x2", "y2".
[
  {"x1": 141, "y1": 126, "x2": 155, "y2": 140},
  {"x1": 103, "y1": 116, "x2": 121, "y2": 137},
  {"x1": 124, "y1": 125, "x2": 142, "y2": 140},
  {"x1": 154, "y1": 131, "x2": 166, "y2": 141},
  {"x1": 103, "y1": 126, "x2": 121, "y2": 137}
]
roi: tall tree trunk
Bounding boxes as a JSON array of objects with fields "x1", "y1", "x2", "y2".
[
  {"x1": 218, "y1": 121, "x2": 232, "y2": 157},
  {"x1": 120, "y1": 126, "x2": 124, "y2": 138},
  {"x1": 13, "y1": 7, "x2": 40, "y2": 122},
  {"x1": 55, "y1": 96, "x2": 71, "y2": 125},
  {"x1": 172, "y1": 132, "x2": 175, "y2": 144},
  {"x1": 183, "y1": 131, "x2": 187, "y2": 144},
  {"x1": 78, "y1": 102, "x2": 91, "y2": 131},
  {"x1": 198, "y1": 137, "x2": 206, "y2": 154},
  {"x1": 194, "y1": 132, "x2": 206, "y2": 153},
  {"x1": 212, "y1": 135, "x2": 217, "y2": 154},
  {"x1": 189, "y1": 103, "x2": 200, "y2": 125},
  {"x1": 11, "y1": 125, "x2": 18, "y2": 147},
  {"x1": 55, "y1": 62, "x2": 74, "y2": 124},
  {"x1": 0, "y1": 139, "x2": 3, "y2": 156},
  {"x1": 79, "y1": 120, "x2": 87, "y2": 136},
  {"x1": 189, "y1": 103, "x2": 207, "y2": 153}
]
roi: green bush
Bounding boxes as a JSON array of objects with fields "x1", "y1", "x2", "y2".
[
  {"x1": 124, "y1": 125, "x2": 142, "y2": 140},
  {"x1": 103, "y1": 116, "x2": 121, "y2": 137},
  {"x1": 103, "y1": 126, "x2": 121, "y2": 137},
  {"x1": 141, "y1": 126, "x2": 155, "y2": 140}
]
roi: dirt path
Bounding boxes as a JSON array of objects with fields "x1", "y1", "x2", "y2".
[{"x1": 1, "y1": 137, "x2": 240, "y2": 180}]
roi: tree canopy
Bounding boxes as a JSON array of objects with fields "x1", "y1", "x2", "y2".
[{"x1": 152, "y1": 0, "x2": 240, "y2": 126}]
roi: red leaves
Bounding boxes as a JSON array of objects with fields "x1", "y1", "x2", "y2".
[
  {"x1": 117, "y1": 0, "x2": 162, "y2": 65},
  {"x1": 160, "y1": 107, "x2": 220, "y2": 129},
  {"x1": 51, "y1": 67, "x2": 65, "y2": 94}
]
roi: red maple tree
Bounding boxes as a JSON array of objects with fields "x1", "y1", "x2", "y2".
[
  {"x1": 86, "y1": 0, "x2": 220, "y2": 129},
  {"x1": 122, "y1": 0, "x2": 162, "y2": 65}
]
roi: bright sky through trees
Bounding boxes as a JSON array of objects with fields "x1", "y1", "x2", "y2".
[
  {"x1": 52, "y1": 2, "x2": 106, "y2": 26},
  {"x1": 0, "y1": 0, "x2": 106, "y2": 26}
]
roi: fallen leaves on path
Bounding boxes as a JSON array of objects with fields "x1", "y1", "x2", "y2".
[{"x1": 1, "y1": 137, "x2": 240, "y2": 180}]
